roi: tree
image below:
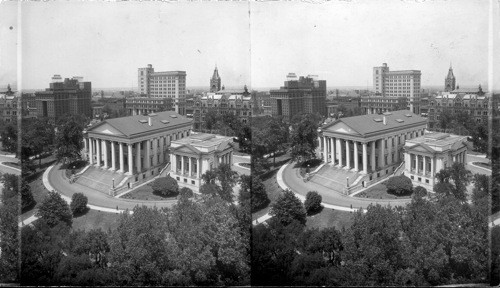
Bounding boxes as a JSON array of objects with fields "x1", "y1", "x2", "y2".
[
  {"x1": 70, "y1": 193, "x2": 88, "y2": 216},
  {"x1": 290, "y1": 113, "x2": 319, "y2": 163},
  {"x1": 412, "y1": 186, "x2": 427, "y2": 199},
  {"x1": 204, "y1": 109, "x2": 219, "y2": 132},
  {"x1": 0, "y1": 192, "x2": 19, "y2": 282},
  {"x1": 0, "y1": 123, "x2": 17, "y2": 154},
  {"x1": 270, "y1": 190, "x2": 307, "y2": 226},
  {"x1": 304, "y1": 191, "x2": 322, "y2": 215},
  {"x1": 199, "y1": 183, "x2": 220, "y2": 197},
  {"x1": 179, "y1": 187, "x2": 194, "y2": 198},
  {"x1": 249, "y1": 176, "x2": 269, "y2": 212},
  {"x1": 22, "y1": 117, "x2": 55, "y2": 168},
  {"x1": 21, "y1": 180, "x2": 35, "y2": 211},
  {"x1": 262, "y1": 117, "x2": 289, "y2": 166},
  {"x1": 36, "y1": 191, "x2": 73, "y2": 228},
  {"x1": 435, "y1": 163, "x2": 472, "y2": 201},
  {"x1": 215, "y1": 163, "x2": 239, "y2": 202},
  {"x1": 386, "y1": 175, "x2": 413, "y2": 196},
  {"x1": 201, "y1": 169, "x2": 217, "y2": 184},
  {"x1": 149, "y1": 176, "x2": 179, "y2": 197},
  {"x1": 55, "y1": 115, "x2": 85, "y2": 164}
]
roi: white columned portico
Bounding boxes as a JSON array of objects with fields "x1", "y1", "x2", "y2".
[
  {"x1": 379, "y1": 138, "x2": 385, "y2": 168},
  {"x1": 337, "y1": 138, "x2": 343, "y2": 167},
  {"x1": 127, "y1": 144, "x2": 133, "y2": 175},
  {"x1": 119, "y1": 142, "x2": 124, "y2": 172},
  {"x1": 96, "y1": 139, "x2": 101, "y2": 166},
  {"x1": 111, "y1": 141, "x2": 116, "y2": 170},
  {"x1": 345, "y1": 140, "x2": 350, "y2": 169},
  {"x1": 362, "y1": 143, "x2": 368, "y2": 174},
  {"x1": 103, "y1": 140, "x2": 108, "y2": 168},
  {"x1": 89, "y1": 138, "x2": 94, "y2": 165}
]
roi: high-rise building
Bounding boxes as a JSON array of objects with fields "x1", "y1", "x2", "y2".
[
  {"x1": 270, "y1": 73, "x2": 327, "y2": 122},
  {"x1": 373, "y1": 63, "x2": 421, "y2": 114},
  {"x1": 35, "y1": 76, "x2": 92, "y2": 122},
  {"x1": 444, "y1": 64, "x2": 456, "y2": 92},
  {"x1": 210, "y1": 66, "x2": 221, "y2": 92},
  {"x1": 137, "y1": 64, "x2": 186, "y2": 114}
]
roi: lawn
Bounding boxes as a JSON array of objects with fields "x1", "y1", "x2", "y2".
[
  {"x1": 355, "y1": 181, "x2": 412, "y2": 199},
  {"x1": 306, "y1": 208, "x2": 355, "y2": 231},
  {"x1": 121, "y1": 184, "x2": 178, "y2": 201},
  {"x1": 72, "y1": 209, "x2": 122, "y2": 232}
]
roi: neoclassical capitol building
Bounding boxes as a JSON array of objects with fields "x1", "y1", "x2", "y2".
[
  {"x1": 318, "y1": 110, "x2": 427, "y2": 192},
  {"x1": 83, "y1": 111, "x2": 192, "y2": 191}
]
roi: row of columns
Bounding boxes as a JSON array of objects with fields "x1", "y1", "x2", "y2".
[
  {"x1": 409, "y1": 154, "x2": 435, "y2": 176},
  {"x1": 173, "y1": 155, "x2": 202, "y2": 179},
  {"x1": 85, "y1": 130, "x2": 189, "y2": 175},
  {"x1": 218, "y1": 152, "x2": 232, "y2": 166},
  {"x1": 319, "y1": 128, "x2": 425, "y2": 174}
]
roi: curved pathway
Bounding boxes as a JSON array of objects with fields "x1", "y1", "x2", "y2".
[
  {"x1": 281, "y1": 162, "x2": 412, "y2": 211},
  {"x1": 45, "y1": 164, "x2": 177, "y2": 213}
]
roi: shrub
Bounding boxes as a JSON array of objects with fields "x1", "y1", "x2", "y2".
[
  {"x1": 179, "y1": 187, "x2": 194, "y2": 198},
  {"x1": 70, "y1": 193, "x2": 88, "y2": 216},
  {"x1": 304, "y1": 191, "x2": 322, "y2": 215},
  {"x1": 413, "y1": 186, "x2": 427, "y2": 198},
  {"x1": 150, "y1": 176, "x2": 179, "y2": 197},
  {"x1": 252, "y1": 176, "x2": 270, "y2": 213},
  {"x1": 386, "y1": 175, "x2": 413, "y2": 196},
  {"x1": 270, "y1": 190, "x2": 307, "y2": 226}
]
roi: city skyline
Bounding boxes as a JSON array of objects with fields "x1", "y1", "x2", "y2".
[{"x1": 0, "y1": 0, "x2": 497, "y2": 91}]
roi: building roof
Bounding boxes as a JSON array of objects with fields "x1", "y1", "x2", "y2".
[
  {"x1": 170, "y1": 133, "x2": 233, "y2": 154},
  {"x1": 405, "y1": 132, "x2": 467, "y2": 153},
  {"x1": 87, "y1": 111, "x2": 192, "y2": 138},
  {"x1": 322, "y1": 110, "x2": 426, "y2": 137},
  {"x1": 451, "y1": 87, "x2": 484, "y2": 93}
]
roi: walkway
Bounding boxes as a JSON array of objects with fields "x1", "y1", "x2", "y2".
[
  {"x1": 281, "y1": 161, "x2": 412, "y2": 211},
  {"x1": 45, "y1": 164, "x2": 178, "y2": 213}
]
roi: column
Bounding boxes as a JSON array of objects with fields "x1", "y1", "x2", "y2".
[
  {"x1": 354, "y1": 141, "x2": 359, "y2": 171},
  {"x1": 171, "y1": 154, "x2": 176, "y2": 173},
  {"x1": 181, "y1": 156, "x2": 185, "y2": 175},
  {"x1": 189, "y1": 157, "x2": 192, "y2": 177},
  {"x1": 345, "y1": 140, "x2": 350, "y2": 169},
  {"x1": 84, "y1": 138, "x2": 88, "y2": 159},
  {"x1": 379, "y1": 138, "x2": 385, "y2": 168},
  {"x1": 423, "y1": 156, "x2": 427, "y2": 176},
  {"x1": 160, "y1": 137, "x2": 165, "y2": 163},
  {"x1": 430, "y1": 156, "x2": 434, "y2": 177},
  {"x1": 127, "y1": 144, "x2": 133, "y2": 175},
  {"x1": 153, "y1": 138, "x2": 158, "y2": 167},
  {"x1": 89, "y1": 138, "x2": 94, "y2": 164},
  {"x1": 415, "y1": 155, "x2": 419, "y2": 174},
  {"x1": 136, "y1": 141, "x2": 142, "y2": 173},
  {"x1": 119, "y1": 142, "x2": 124, "y2": 172},
  {"x1": 198, "y1": 158, "x2": 202, "y2": 178},
  {"x1": 103, "y1": 140, "x2": 108, "y2": 168},
  {"x1": 323, "y1": 136, "x2": 328, "y2": 162},
  {"x1": 96, "y1": 139, "x2": 101, "y2": 166},
  {"x1": 146, "y1": 140, "x2": 151, "y2": 169},
  {"x1": 387, "y1": 136, "x2": 393, "y2": 165},
  {"x1": 330, "y1": 137, "x2": 335, "y2": 164},
  {"x1": 337, "y1": 139, "x2": 343, "y2": 166},
  {"x1": 362, "y1": 143, "x2": 368, "y2": 174},
  {"x1": 111, "y1": 141, "x2": 116, "y2": 170},
  {"x1": 371, "y1": 141, "x2": 376, "y2": 172}
]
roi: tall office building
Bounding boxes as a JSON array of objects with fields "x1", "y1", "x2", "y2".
[
  {"x1": 137, "y1": 64, "x2": 187, "y2": 114},
  {"x1": 270, "y1": 73, "x2": 327, "y2": 122},
  {"x1": 373, "y1": 63, "x2": 421, "y2": 114},
  {"x1": 210, "y1": 66, "x2": 221, "y2": 92},
  {"x1": 35, "y1": 76, "x2": 92, "y2": 123}
]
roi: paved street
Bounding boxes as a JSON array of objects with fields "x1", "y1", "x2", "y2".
[
  {"x1": 232, "y1": 154, "x2": 250, "y2": 175},
  {"x1": 0, "y1": 154, "x2": 20, "y2": 176},
  {"x1": 465, "y1": 154, "x2": 491, "y2": 176}
]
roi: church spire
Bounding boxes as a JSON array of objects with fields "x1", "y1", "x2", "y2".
[{"x1": 210, "y1": 65, "x2": 221, "y2": 92}]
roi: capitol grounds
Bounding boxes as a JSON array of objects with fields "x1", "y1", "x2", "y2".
[
  {"x1": 17, "y1": 142, "x2": 250, "y2": 232},
  {"x1": 251, "y1": 144, "x2": 492, "y2": 231}
]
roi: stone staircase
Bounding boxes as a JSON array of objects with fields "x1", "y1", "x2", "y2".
[{"x1": 75, "y1": 167, "x2": 128, "y2": 194}]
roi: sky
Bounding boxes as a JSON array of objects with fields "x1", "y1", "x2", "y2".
[{"x1": 1, "y1": 0, "x2": 498, "y2": 91}]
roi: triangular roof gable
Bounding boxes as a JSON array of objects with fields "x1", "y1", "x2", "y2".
[
  {"x1": 323, "y1": 120, "x2": 361, "y2": 136},
  {"x1": 88, "y1": 122, "x2": 126, "y2": 137},
  {"x1": 407, "y1": 143, "x2": 435, "y2": 153},
  {"x1": 171, "y1": 144, "x2": 201, "y2": 155}
]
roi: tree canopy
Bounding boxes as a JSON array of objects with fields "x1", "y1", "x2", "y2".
[
  {"x1": 54, "y1": 115, "x2": 85, "y2": 164},
  {"x1": 289, "y1": 113, "x2": 320, "y2": 163},
  {"x1": 270, "y1": 190, "x2": 307, "y2": 226}
]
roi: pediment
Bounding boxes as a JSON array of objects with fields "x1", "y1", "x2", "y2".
[
  {"x1": 324, "y1": 122, "x2": 360, "y2": 136},
  {"x1": 407, "y1": 144, "x2": 434, "y2": 154},
  {"x1": 89, "y1": 123, "x2": 125, "y2": 136},
  {"x1": 172, "y1": 144, "x2": 201, "y2": 155}
]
